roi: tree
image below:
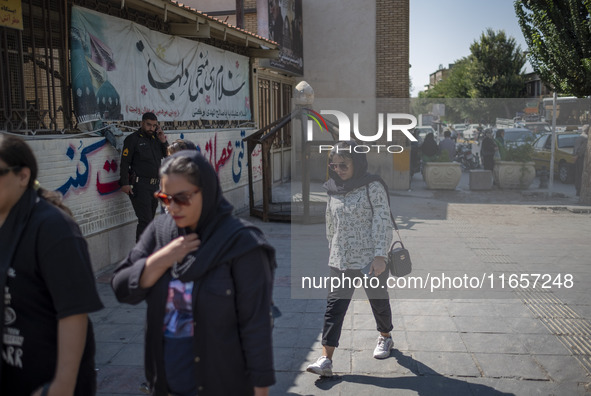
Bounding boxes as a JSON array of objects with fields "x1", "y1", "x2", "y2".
[
  {"x1": 419, "y1": 30, "x2": 526, "y2": 121},
  {"x1": 469, "y1": 28, "x2": 527, "y2": 99},
  {"x1": 515, "y1": 0, "x2": 591, "y2": 96},
  {"x1": 515, "y1": 0, "x2": 591, "y2": 203}
]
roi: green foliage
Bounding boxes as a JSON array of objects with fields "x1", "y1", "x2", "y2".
[
  {"x1": 421, "y1": 58, "x2": 472, "y2": 99},
  {"x1": 420, "y1": 29, "x2": 526, "y2": 100},
  {"x1": 432, "y1": 150, "x2": 452, "y2": 162},
  {"x1": 469, "y1": 29, "x2": 527, "y2": 98},
  {"x1": 501, "y1": 143, "x2": 534, "y2": 162},
  {"x1": 417, "y1": 29, "x2": 527, "y2": 122},
  {"x1": 515, "y1": 0, "x2": 591, "y2": 96}
]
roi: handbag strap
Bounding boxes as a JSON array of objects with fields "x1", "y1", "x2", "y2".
[{"x1": 365, "y1": 183, "x2": 403, "y2": 245}]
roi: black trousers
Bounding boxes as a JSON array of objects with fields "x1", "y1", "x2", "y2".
[
  {"x1": 130, "y1": 182, "x2": 159, "y2": 241},
  {"x1": 322, "y1": 266, "x2": 393, "y2": 348},
  {"x1": 482, "y1": 154, "x2": 495, "y2": 171}
]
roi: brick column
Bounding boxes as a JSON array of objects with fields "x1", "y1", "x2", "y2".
[{"x1": 376, "y1": 0, "x2": 410, "y2": 190}]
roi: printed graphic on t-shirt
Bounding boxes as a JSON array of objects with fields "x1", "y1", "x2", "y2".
[
  {"x1": 163, "y1": 280, "x2": 194, "y2": 337},
  {"x1": 3, "y1": 282, "x2": 24, "y2": 369}
]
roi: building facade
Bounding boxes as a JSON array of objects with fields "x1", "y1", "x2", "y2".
[{"x1": 0, "y1": 0, "x2": 277, "y2": 271}]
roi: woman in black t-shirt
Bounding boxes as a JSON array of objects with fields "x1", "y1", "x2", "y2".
[
  {"x1": 0, "y1": 135, "x2": 103, "y2": 396},
  {"x1": 112, "y1": 151, "x2": 276, "y2": 396}
]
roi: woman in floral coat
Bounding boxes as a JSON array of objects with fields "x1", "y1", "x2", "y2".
[{"x1": 306, "y1": 141, "x2": 395, "y2": 377}]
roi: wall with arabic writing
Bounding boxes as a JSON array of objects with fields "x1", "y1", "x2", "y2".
[
  {"x1": 71, "y1": 6, "x2": 252, "y2": 124},
  {"x1": 27, "y1": 128, "x2": 262, "y2": 271}
]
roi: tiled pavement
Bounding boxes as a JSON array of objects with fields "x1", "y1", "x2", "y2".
[{"x1": 93, "y1": 173, "x2": 591, "y2": 395}]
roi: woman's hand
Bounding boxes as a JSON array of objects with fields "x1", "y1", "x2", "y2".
[
  {"x1": 140, "y1": 234, "x2": 200, "y2": 288},
  {"x1": 160, "y1": 233, "x2": 201, "y2": 264},
  {"x1": 369, "y1": 256, "x2": 387, "y2": 277}
]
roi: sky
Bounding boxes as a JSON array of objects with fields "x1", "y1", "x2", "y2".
[{"x1": 410, "y1": 0, "x2": 532, "y2": 97}]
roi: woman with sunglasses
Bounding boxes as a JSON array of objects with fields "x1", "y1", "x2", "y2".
[
  {"x1": 0, "y1": 135, "x2": 103, "y2": 395},
  {"x1": 112, "y1": 151, "x2": 276, "y2": 396},
  {"x1": 306, "y1": 141, "x2": 395, "y2": 377}
]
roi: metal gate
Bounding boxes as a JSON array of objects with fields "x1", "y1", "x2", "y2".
[
  {"x1": 257, "y1": 77, "x2": 292, "y2": 184},
  {"x1": 0, "y1": 0, "x2": 72, "y2": 132}
]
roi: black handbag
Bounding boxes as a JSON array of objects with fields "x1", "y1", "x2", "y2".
[
  {"x1": 388, "y1": 239, "x2": 412, "y2": 277},
  {"x1": 365, "y1": 183, "x2": 412, "y2": 277}
]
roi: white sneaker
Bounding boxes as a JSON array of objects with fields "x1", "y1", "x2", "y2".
[
  {"x1": 373, "y1": 335, "x2": 393, "y2": 359},
  {"x1": 306, "y1": 356, "x2": 333, "y2": 376}
]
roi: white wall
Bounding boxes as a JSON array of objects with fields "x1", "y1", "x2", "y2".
[{"x1": 26, "y1": 128, "x2": 262, "y2": 272}]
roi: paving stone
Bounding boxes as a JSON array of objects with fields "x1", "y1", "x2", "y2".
[
  {"x1": 403, "y1": 314, "x2": 458, "y2": 332},
  {"x1": 472, "y1": 353, "x2": 548, "y2": 380},
  {"x1": 95, "y1": 342, "x2": 126, "y2": 366},
  {"x1": 395, "y1": 300, "x2": 451, "y2": 316},
  {"x1": 93, "y1": 323, "x2": 144, "y2": 344},
  {"x1": 518, "y1": 334, "x2": 573, "y2": 355},
  {"x1": 108, "y1": 342, "x2": 144, "y2": 366},
  {"x1": 461, "y1": 333, "x2": 528, "y2": 354},
  {"x1": 406, "y1": 331, "x2": 468, "y2": 352},
  {"x1": 452, "y1": 315, "x2": 513, "y2": 334},
  {"x1": 412, "y1": 351, "x2": 481, "y2": 377},
  {"x1": 534, "y1": 355, "x2": 591, "y2": 383},
  {"x1": 96, "y1": 366, "x2": 145, "y2": 395}
]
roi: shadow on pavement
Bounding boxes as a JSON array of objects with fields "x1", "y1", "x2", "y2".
[{"x1": 312, "y1": 350, "x2": 514, "y2": 396}]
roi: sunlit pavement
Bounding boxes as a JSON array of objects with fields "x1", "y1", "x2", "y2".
[{"x1": 93, "y1": 175, "x2": 591, "y2": 395}]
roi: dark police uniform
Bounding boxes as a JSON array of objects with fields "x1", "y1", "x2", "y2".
[{"x1": 119, "y1": 129, "x2": 168, "y2": 241}]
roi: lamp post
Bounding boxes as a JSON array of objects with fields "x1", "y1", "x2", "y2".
[{"x1": 549, "y1": 91, "x2": 557, "y2": 191}]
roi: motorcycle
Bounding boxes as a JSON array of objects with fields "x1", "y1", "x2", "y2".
[{"x1": 455, "y1": 143, "x2": 480, "y2": 170}]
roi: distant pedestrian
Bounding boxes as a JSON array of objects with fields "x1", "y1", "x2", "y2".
[
  {"x1": 167, "y1": 139, "x2": 196, "y2": 156},
  {"x1": 574, "y1": 125, "x2": 589, "y2": 196},
  {"x1": 0, "y1": 135, "x2": 103, "y2": 396},
  {"x1": 306, "y1": 141, "x2": 394, "y2": 378},
  {"x1": 480, "y1": 129, "x2": 497, "y2": 171},
  {"x1": 421, "y1": 132, "x2": 439, "y2": 163},
  {"x1": 119, "y1": 112, "x2": 169, "y2": 241},
  {"x1": 439, "y1": 130, "x2": 456, "y2": 160}
]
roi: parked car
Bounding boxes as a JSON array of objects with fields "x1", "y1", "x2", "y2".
[
  {"x1": 531, "y1": 132, "x2": 580, "y2": 183},
  {"x1": 453, "y1": 123, "x2": 468, "y2": 135},
  {"x1": 502, "y1": 128, "x2": 534, "y2": 147}
]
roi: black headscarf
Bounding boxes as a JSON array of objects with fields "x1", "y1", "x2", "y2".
[
  {"x1": 421, "y1": 132, "x2": 439, "y2": 157},
  {"x1": 162, "y1": 151, "x2": 276, "y2": 282},
  {"x1": 323, "y1": 141, "x2": 382, "y2": 195}
]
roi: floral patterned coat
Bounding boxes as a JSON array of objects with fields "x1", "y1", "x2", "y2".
[{"x1": 326, "y1": 181, "x2": 394, "y2": 270}]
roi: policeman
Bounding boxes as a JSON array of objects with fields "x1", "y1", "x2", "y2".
[{"x1": 119, "y1": 112, "x2": 168, "y2": 241}]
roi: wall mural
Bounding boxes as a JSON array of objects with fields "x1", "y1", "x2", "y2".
[{"x1": 30, "y1": 129, "x2": 261, "y2": 237}]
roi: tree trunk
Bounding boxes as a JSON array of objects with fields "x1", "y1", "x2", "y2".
[{"x1": 579, "y1": 134, "x2": 591, "y2": 204}]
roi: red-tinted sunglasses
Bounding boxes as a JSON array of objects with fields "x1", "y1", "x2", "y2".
[
  {"x1": 154, "y1": 189, "x2": 200, "y2": 206},
  {"x1": 328, "y1": 162, "x2": 349, "y2": 171}
]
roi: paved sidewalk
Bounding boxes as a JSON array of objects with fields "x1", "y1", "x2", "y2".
[{"x1": 92, "y1": 173, "x2": 591, "y2": 395}]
